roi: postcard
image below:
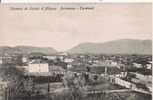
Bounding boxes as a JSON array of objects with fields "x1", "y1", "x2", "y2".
[{"x1": 0, "y1": 2, "x2": 152, "y2": 100}]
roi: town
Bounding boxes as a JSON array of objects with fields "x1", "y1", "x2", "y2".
[
  {"x1": 0, "y1": 2, "x2": 152, "y2": 100},
  {"x1": 0, "y1": 52, "x2": 152, "y2": 100}
]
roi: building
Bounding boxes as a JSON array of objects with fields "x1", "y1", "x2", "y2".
[
  {"x1": 146, "y1": 83, "x2": 152, "y2": 92},
  {"x1": 90, "y1": 63, "x2": 121, "y2": 75},
  {"x1": 133, "y1": 63, "x2": 142, "y2": 68},
  {"x1": 28, "y1": 61, "x2": 49, "y2": 73},
  {"x1": 43, "y1": 55, "x2": 57, "y2": 60},
  {"x1": 0, "y1": 56, "x2": 13, "y2": 64},
  {"x1": 22, "y1": 56, "x2": 28, "y2": 63},
  {"x1": 146, "y1": 61, "x2": 152, "y2": 70},
  {"x1": 109, "y1": 77, "x2": 136, "y2": 89},
  {"x1": 130, "y1": 72, "x2": 152, "y2": 82},
  {"x1": 67, "y1": 64, "x2": 73, "y2": 68},
  {"x1": 49, "y1": 65, "x2": 65, "y2": 74},
  {"x1": 114, "y1": 77, "x2": 132, "y2": 88},
  {"x1": 68, "y1": 65, "x2": 87, "y2": 73},
  {"x1": 131, "y1": 78, "x2": 140, "y2": 83},
  {"x1": 64, "y1": 58, "x2": 74, "y2": 63},
  {"x1": 120, "y1": 72, "x2": 127, "y2": 78}
]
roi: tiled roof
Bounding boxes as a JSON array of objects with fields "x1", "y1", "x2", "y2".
[{"x1": 49, "y1": 66, "x2": 65, "y2": 72}]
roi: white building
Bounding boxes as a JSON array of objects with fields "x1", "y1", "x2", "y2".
[
  {"x1": 120, "y1": 72, "x2": 127, "y2": 78},
  {"x1": 114, "y1": 77, "x2": 133, "y2": 88},
  {"x1": 44, "y1": 55, "x2": 57, "y2": 60},
  {"x1": 133, "y1": 63, "x2": 142, "y2": 68},
  {"x1": 22, "y1": 57, "x2": 28, "y2": 63},
  {"x1": 95, "y1": 60, "x2": 118, "y2": 67},
  {"x1": 146, "y1": 84, "x2": 152, "y2": 92},
  {"x1": 146, "y1": 62, "x2": 152, "y2": 70},
  {"x1": 111, "y1": 61, "x2": 118, "y2": 66},
  {"x1": 136, "y1": 73, "x2": 152, "y2": 82},
  {"x1": 64, "y1": 58, "x2": 74, "y2": 63},
  {"x1": 28, "y1": 62, "x2": 49, "y2": 73},
  {"x1": 67, "y1": 64, "x2": 73, "y2": 68}
]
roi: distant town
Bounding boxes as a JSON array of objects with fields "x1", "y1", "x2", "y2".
[
  {"x1": 0, "y1": 47, "x2": 152, "y2": 100},
  {"x1": 0, "y1": 2, "x2": 151, "y2": 100}
]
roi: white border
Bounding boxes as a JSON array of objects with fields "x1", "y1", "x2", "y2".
[{"x1": 1, "y1": 0, "x2": 152, "y2": 3}]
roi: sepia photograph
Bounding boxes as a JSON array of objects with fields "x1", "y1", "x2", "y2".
[{"x1": 0, "y1": 3, "x2": 152, "y2": 100}]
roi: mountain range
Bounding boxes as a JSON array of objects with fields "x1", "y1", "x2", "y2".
[
  {"x1": 67, "y1": 39, "x2": 152, "y2": 55},
  {"x1": 0, "y1": 46, "x2": 57, "y2": 56},
  {"x1": 0, "y1": 39, "x2": 152, "y2": 55}
]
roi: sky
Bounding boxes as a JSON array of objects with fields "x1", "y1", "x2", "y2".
[{"x1": 0, "y1": 3, "x2": 152, "y2": 51}]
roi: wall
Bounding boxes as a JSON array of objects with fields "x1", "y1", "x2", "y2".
[
  {"x1": 131, "y1": 72, "x2": 152, "y2": 82},
  {"x1": 114, "y1": 77, "x2": 132, "y2": 88}
]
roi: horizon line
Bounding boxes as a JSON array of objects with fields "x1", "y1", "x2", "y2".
[{"x1": 0, "y1": 38, "x2": 152, "y2": 52}]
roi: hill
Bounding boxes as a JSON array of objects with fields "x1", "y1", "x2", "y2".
[
  {"x1": 0, "y1": 46, "x2": 57, "y2": 56},
  {"x1": 68, "y1": 39, "x2": 152, "y2": 55}
]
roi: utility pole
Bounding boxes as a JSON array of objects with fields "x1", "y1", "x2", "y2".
[{"x1": 47, "y1": 76, "x2": 50, "y2": 100}]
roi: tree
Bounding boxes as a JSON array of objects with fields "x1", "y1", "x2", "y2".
[{"x1": 62, "y1": 72, "x2": 86, "y2": 100}]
